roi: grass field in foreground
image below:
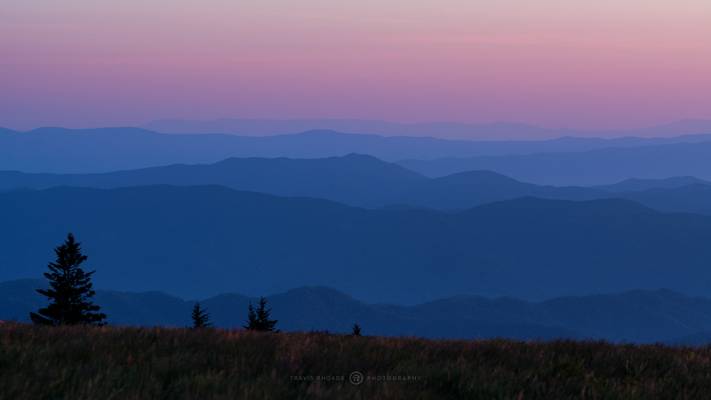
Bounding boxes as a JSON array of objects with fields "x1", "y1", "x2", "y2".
[{"x1": 1, "y1": 324, "x2": 710, "y2": 399}]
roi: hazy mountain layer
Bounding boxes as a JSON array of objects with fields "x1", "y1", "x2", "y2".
[
  {"x1": 399, "y1": 141, "x2": 711, "y2": 185},
  {"x1": 4, "y1": 126, "x2": 711, "y2": 174},
  {"x1": 143, "y1": 118, "x2": 711, "y2": 140},
  {"x1": 2, "y1": 154, "x2": 710, "y2": 213},
  {"x1": 2, "y1": 186, "x2": 711, "y2": 303}
]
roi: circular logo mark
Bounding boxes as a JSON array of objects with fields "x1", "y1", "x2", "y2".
[{"x1": 349, "y1": 371, "x2": 364, "y2": 386}]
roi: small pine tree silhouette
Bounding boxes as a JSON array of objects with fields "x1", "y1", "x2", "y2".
[
  {"x1": 351, "y1": 323, "x2": 362, "y2": 336},
  {"x1": 30, "y1": 233, "x2": 106, "y2": 326},
  {"x1": 191, "y1": 302, "x2": 211, "y2": 328},
  {"x1": 244, "y1": 297, "x2": 278, "y2": 332}
]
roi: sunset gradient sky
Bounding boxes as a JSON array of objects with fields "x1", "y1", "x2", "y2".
[{"x1": 2, "y1": 0, "x2": 710, "y2": 131}]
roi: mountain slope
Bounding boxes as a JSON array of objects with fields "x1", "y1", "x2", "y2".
[
  {"x1": 0, "y1": 156, "x2": 602, "y2": 209},
  {"x1": 2, "y1": 186, "x2": 711, "y2": 303},
  {"x1": 615, "y1": 184, "x2": 711, "y2": 216},
  {"x1": 0, "y1": 154, "x2": 425, "y2": 207},
  {"x1": 393, "y1": 170, "x2": 603, "y2": 209},
  {"x1": 7, "y1": 154, "x2": 711, "y2": 212}
]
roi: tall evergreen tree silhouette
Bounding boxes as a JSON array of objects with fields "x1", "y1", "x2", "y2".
[
  {"x1": 351, "y1": 323, "x2": 362, "y2": 336},
  {"x1": 191, "y1": 302, "x2": 211, "y2": 328},
  {"x1": 30, "y1": 233, "x2": 106, "y2": 326},
  {"x1": 244, "y1": 297, "x2": 278, "y2": 332}
]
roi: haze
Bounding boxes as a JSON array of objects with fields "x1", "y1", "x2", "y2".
[{"x1": 2, "y1": 0, "x2": 711, "y2": 132}]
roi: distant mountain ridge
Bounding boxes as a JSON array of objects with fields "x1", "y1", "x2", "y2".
[
  {"x1": 399, "y1": 141, "x2": 711, "y2": 185},
  {"x1": 2, "y1": 154, "x2": 710, "y2": 214},
  {"x1": 3, "y1": 186, "x2": 711, "y2": 303},
  {"x1": 0, "y1": 154, "x2": 425, "y2": 207},
  {"x1": 595, "y1": 176, "x2": 710, "y2": 192},
  {"x1": 4, "y1": 126, "x2": 711, "y2": 174},
  {"x1": 3, "y1": 279, "x2": 711, "y2": 344},
  {"x1": 142, "y1": 118, "x2": 711, "y2": 140},
  {"x1": 143, "y1": 118, "x2": 557, "y2": 139}
]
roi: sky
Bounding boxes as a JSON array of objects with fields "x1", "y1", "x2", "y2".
[{"x1": 2, "y1": 0, "x2": 711, "y2": 132}]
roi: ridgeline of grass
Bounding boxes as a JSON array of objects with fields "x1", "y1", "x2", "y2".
[{"x1": 1, "y1": 324, "x2": 711, "y2": 399}]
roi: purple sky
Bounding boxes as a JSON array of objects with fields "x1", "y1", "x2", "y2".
[{"x1": 2, "y1": 0, "x2": 711, "y2": 133}]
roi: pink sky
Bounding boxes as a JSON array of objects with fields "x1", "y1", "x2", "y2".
[{"x1": 1, "y1": 0, "x2": 710, "y2": 132}]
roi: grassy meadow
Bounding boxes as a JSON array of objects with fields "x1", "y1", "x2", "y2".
[{"x1": 1, "y1": 323, "x2": 711, "y2": 399}]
